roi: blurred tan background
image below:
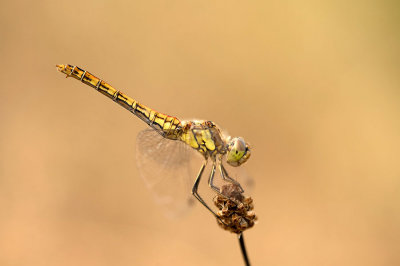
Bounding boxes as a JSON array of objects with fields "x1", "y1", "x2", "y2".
[{"x1": 1, "y1": 1, "x2": 399, "y2": 265}]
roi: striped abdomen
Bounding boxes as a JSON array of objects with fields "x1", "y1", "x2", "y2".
[{"x1": 56, "y1": 64, "x2": 181, "y2": 139}]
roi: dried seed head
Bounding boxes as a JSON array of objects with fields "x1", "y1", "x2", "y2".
[{"x1": 214, "y1": 183, "x2": 257, "y2": 234}]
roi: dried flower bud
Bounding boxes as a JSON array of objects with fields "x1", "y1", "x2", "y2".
[{"x1": 214, "y1": 183, "x2": 257, "y2": 234}]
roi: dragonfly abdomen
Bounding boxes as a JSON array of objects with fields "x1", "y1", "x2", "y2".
[{"x1": 56, "y1": 64, "x2": 181, "y2": 139}]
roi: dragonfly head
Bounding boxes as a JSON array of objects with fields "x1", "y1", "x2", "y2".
[{"x1": 226, "y1": 137, "x2": 251, "y2": 167}]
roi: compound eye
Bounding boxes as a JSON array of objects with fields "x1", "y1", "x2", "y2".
[{"x1": 226, "y1": 137, "x2": 247, "y2": 166}]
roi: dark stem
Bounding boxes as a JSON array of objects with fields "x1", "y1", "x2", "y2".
[{"x1": 238, "y1": 233, "x2": 251, "y2": 266}]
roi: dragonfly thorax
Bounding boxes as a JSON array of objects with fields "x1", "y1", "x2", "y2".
[{"x1": 179, "y1": 120, "x2": 227, "y2": 159}]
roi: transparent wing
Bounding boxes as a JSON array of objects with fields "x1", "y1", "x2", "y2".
[{"x1": 136, "y1": 129, "x2": 203, "y2": 218}]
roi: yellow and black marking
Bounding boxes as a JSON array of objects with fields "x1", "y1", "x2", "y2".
[
  {"x1": 180, "y1": 120, "x2": 226, "y2": 158},
  {"x1": 56, "y1": 64, "x2": 181, "y2": 139}
]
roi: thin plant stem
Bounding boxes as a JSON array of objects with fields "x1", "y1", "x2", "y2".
[{"x1": 238, "y1": 233, "x2": 250, "y2": 266}]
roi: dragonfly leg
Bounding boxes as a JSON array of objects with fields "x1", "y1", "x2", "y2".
[
  {"x1": 192, "y1": 160, "x2": 221, "y2": 220},
  {"x1": 211, "y1": 162, "x2": 244, "y2": 207},
  {"x1": 220, "y1": 163, "x2": 244, "y2": 193},
  {"x1": 208, "y1": 162, "x2": 223, "y2": 195}
]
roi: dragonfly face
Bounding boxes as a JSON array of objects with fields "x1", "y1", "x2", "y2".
[{"x1": 226, "y1": 137, "x2": 251, "y2": 167}]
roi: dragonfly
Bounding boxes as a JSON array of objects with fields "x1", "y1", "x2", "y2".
[{"x1": 56, "y1": 64, "x2": 252, "y2": 219}]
